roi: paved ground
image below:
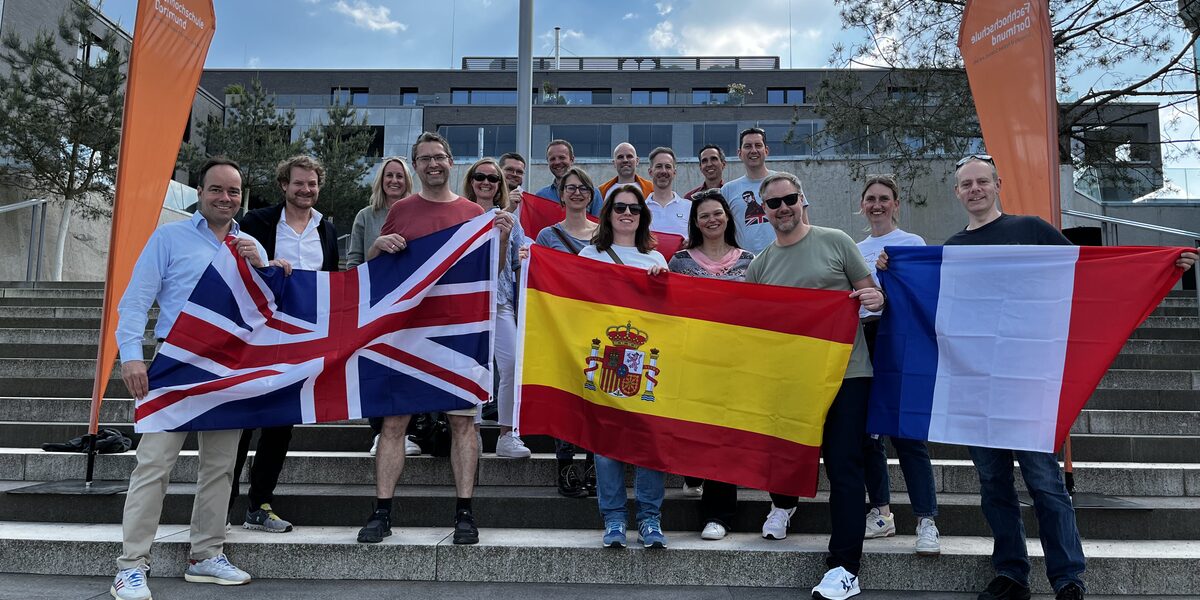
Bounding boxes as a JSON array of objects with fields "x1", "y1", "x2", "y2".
[{"x1": 2, "y1": 576, "x2": 1196, "y2": 600}]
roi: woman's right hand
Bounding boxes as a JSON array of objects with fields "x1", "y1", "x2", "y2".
[{"x1": 876, "y1": 249, "x2": 889, "y2": 271}]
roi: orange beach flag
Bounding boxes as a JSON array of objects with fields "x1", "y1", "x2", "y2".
[{"x1": 514, "y1": 246, "x2": 860, "y2": 497}]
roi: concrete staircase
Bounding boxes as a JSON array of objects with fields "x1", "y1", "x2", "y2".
[{"x1": 1, "y1": 281, "x2": 1198, "y2": 595}]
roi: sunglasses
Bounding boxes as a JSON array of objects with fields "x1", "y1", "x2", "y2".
[
  {"x1": 612, "y1": 202, "x2": 644, "y2": 215},
  {"x1": 955, "y1": 154, "x2": 994, "y2": 167},
  {"x1": 763, "y1": 193, "x2": 801, "y2": 210},
  {"x1": 471, "y1": 173, "x2": 502, "y2": 183}
]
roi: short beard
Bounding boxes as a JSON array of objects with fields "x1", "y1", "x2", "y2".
[{"x1": 771, "y1": 215, "x2": 798, "y2": 233}]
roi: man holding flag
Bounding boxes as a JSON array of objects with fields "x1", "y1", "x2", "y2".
[
  {"x1": 111, "y1": 158, "x2": 269, "y2": 599},
  {"x1": 744, "y1": 172, "x2": 884, "y2": 600},
  {"x1": 879, "y1": 155, "x2": 1195, "y2": 600}
]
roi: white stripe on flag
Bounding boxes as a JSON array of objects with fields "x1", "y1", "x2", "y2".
[{"x1": 929, "y1": 245, "x2": 1079, "y2": 451}]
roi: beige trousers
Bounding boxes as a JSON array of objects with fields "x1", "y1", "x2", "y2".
[{"x1": 116, "y1": 429, "x2": 241, "y2": 570}]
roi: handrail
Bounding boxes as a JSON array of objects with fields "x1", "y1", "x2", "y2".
[
  {"x1": 1062, "y1": 208, "x2": 1200, "y2": 241},
  {"x1": 0, "y1": 197, "x2": 51, "y2": 214}
]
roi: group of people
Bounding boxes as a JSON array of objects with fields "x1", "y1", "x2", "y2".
[{"x1": 110, "y1": 127, "x2": 1198, "y2": 600}]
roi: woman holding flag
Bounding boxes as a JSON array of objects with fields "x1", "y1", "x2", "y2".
[
  {"x1": 666, "y1": 189, "x2": 754, "y2": 541},
  {"x1": 578, "y1": 185, "x2": 669, "y2": 549},
  {"x1": 462, "y1": 158, "x2": 532, "y2": 459}
]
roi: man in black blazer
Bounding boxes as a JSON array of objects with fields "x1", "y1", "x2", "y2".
[{"x1": 230, "y1": 155, "x2": 340, "y2": 532}]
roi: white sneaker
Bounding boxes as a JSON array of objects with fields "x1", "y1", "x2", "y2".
[
  {"x1": 811, "y1": 566, "x2": 861, "y2": 600},
  {"x1": 761, "y1": 505, "x2": 796, "y2": 540},
  {"x1": 183, "y1": 554, "x2": 251, "y2": 586},
  {"x1": 915, "y1": 517, "x2": 941, "y2": 555},
  {"x1": 864, "y1": 507, "x2": 895, "y2": 539},
  {"x1": 110, "y1": 565, "x2": 151, "y2": 600},
  {"x1": 681, "y1": 482, "x2": 704, "y2": 496},
  {"x1": 700, "y1": 521, "x2": 726, "y2": 540},
  {"x1": 405, "y1": 435, "x2": 421, "y2": 456},
  {"x1": 495, "y1": 431, "x2": 532, "y2": 458},
  {"x1": 369, "y1": 434, "x2": 379, "y2": 456}
]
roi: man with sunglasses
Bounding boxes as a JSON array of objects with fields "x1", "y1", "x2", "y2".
[
  {"x1": 722, "y1": 127, "x2": 808, "y2": 253},
  {"x1": 359, "y1": 131, "x2": 516, "y2": 548},
  {"x1": 745, "y1": 172, "x2": 883, "y2": 600}
]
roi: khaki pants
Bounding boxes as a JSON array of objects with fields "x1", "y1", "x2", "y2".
[{"x1": 116, "y1": 429, "x2": 241, "y2": 570}]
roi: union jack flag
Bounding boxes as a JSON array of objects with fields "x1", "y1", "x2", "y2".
[{"x1": 135, "y1": 212, "x2": 497, "y2": 433}]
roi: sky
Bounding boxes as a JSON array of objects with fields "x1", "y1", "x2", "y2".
[{"x1": 92, "y1": 0, "x2": 1199, "y2": 170}]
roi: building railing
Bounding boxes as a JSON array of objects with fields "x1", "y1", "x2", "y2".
[
  {"x1": 461, "y1": 56, "x2": 780, "y2": 71},
  {"x1": 1063, "y1": 208, "x2": 1200, "y2": 317},
  {"x1": 267, "y1": 92, "x2": 797, "y2": 109},
  {"x1": 0, "y1": 198, "x2": 52, "y2": 282}
]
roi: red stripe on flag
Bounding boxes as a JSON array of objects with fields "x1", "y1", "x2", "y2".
[
  {"x1": 521, "y1": 194, "x2": 684, "y2": 258},
  {"x1": 135, "y1": 369, "x2": 283, "y2": 421},
  {"x1": 526, "y1": 245, "x2": 859, "y2": 343},
  {"x1": 519, "y1": 384, "x2": 823, "y2": 497},
  {"x1": 1057, "y1": 246, "x2": 1186, "y2": 447},
  {"x1": 397, "y1": 221, "x2": 492, "y2": 303},
  {"x1": 369, "y1": 343, "x2": 490, "y2": 403},
  {"x1": 232, "y1": 247, "x2": 312, "y2": 335}
]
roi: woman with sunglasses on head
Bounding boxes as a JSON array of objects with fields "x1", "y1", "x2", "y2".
[
  {"x1": 854, "y1": 176, "x2": 940, "y2": 557},
  {"x1": 577, "y1": 184, "x2": 669, "y2": 550},
  {"x1": 665, "y1": 188, "x2": 755, "y2": 541},
  {"x1": 462, "y1": 158, "x2": 532, "y2": 460},
  {"x1": 349, "y1": 157, "x2": 423, "y2": 458},
  {"x1": 532, "y1": 165, "x2": 601, "y2": 499}
]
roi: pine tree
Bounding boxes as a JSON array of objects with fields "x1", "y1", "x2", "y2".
[{"x1": 306, "y1": 101, "x2": 374, "y2": 232}]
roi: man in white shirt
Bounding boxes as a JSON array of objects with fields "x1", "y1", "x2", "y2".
[
  {"x1": 231, "y1": 155, "x2": 341, "y2": 534},
  {"x1": 645, "y1": 147, "x2": 690, "y2": 238}
]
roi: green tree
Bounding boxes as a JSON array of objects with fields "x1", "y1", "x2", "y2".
[
  {"x1": 178, "y1": 79, "x2": 305, "y2": 207},
  {"x1": 809, "y1": 0, "x2": 1200, "y2": 203},
  {"x1": 305, "y1": 101, "x2": 374, "y2": 233},
  {"x1": 0, "y1": 2, "x2": 125, "y2": 279}
]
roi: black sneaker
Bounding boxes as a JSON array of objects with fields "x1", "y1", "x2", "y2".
[
  {"x1": 357, "y1": 509, "x2": 391, "y2": 544},
  {"x1": 583, "y1": 462, "x2": 597, "y2": 497},
  {"x1": 1055, "y1": 583, "x2": 1084, "y2": 600},
  {"x1": 978, "y1": 575, "x2": 1032, "y2": 600},
  {"x1": 453, "y1": 509, "x2": 479, "y2": 545},
  {"x1": 557, "y1": 464, "x2": 588, "y2": 498}
]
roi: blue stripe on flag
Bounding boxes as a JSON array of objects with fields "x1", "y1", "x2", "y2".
[
  {"x1": 146, "y1": 354, "x2": 221, "y2": 389},
  {"x1": 439, "y1": 242, "x2": 492, "y2": 286},
  {"x1": 189, "y1": 266, "x2": 251, "y2": 332},
  {"x1": 356, "y1": 355, "x2": 477, "y2": 417},
  {"x1": 169, "y1": 379, "x2": 307, "y2": 431},
  {"x1": 270, "y1": 269, "x2": 318, "y2": 325},
  {"x1": 430, "y1": 331, "x2": 490, "y2": 364},
  {"x1": 366, "y1": 221, "x2": 471, "y2": 307},
  {"x1": 868, "y1": 245, "x2": 944, "y2": 441}
]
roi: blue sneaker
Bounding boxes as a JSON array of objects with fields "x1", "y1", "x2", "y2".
[
  {"x1": 602, "y1": 521, "x2": 627, "y2": 548},
  {"x1": 638, "y1": 517, "x2": 667, "y2": 549}
]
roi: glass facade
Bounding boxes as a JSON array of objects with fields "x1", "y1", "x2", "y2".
[
  {"x1": 692, "y1": 123, "x2": 739, "y2": 157},
  {"x1": 549, "y1": 124, "x2": 613, "y2": 158},
  {"x1": 437, "y1": 125, "x2": 516, "y2": 160},
  {"x1": 692, "y1": 89, "x2": 730, "y2": 105},
  {"x1": 766, "y1": 88, "x2": 805, "y2": 105},
  {"x1": 451, "y1": 89, "x2": 518, "y2": 105},
  {"x1": 628, "y1": 124, "x2": 673, "y2": 154},
  {"x1": 632, "y1": 89, "x2": 669, "y2": 105}
]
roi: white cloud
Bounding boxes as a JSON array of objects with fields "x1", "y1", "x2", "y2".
[
  {"x1": 655, "y1": 2, "x2": 673, "y2": 16},
  {"x1": 622, "y1": 12, "x2": 636, "y2": 20},
  {"x1": 331, "y1": 0, "x2": 407, "y2": 33},
  {"x1": 648, "y1": 21, "x2": 677, "y2": 51},
  {"x1": 247, "y1": 56, "x2": 261, "y2": 68},
  {"x1": 482, "y1": 0, "x2": 493, "y2": 6},
  {"x1": 539, "y1": 27, "x2": 584, "y2": 51},
  {"x1": 301, "y1": 0, "x2": 320, "y2": 4}
]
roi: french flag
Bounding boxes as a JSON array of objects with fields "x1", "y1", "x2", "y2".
[{"x1": 868, "y1": 245, "x2": 1186, "y2": 453}]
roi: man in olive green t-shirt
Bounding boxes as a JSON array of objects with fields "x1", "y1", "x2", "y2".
[{"x1": 744, "y1": 172, "x2": 884, "y2": 600}]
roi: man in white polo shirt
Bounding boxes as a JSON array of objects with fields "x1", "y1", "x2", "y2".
[
  {"x1": 231, "y1": 155, "x2": 340, "y2": 534},
  {"x1": 645, "y1": 146, "x2": 690, "y2": 238}
]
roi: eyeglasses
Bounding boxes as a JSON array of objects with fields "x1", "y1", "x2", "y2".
[
  {"x1": 562, "y1": 184, "x2": 591, "y2": 195},
  {"x1": 763, "y1": 193, "x2": 801, "y2": 210},
  {"x1": 415, "y1": 154, "x2": 451, "y2": 165},
  {"x1": 471, "y1": 173, "x2": 501, "y2": 183},
  {"x1": 955, "y1": 154, "x2": 994, "y2": 167},
  {"x1": 612, "y1": 202, "x2": 644, "y2": 215},
  {"x1": 691, "y1": 189, "x2": 723, "y2": 201}
]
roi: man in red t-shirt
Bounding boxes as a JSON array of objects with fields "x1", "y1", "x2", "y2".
[{"x1": 358, "y1": 131, "x2": 514, "y2": 547}]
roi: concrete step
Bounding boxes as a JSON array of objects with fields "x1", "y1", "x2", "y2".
[
  {"x1": 1073, "y1": 410, "x2": 1200, "y2": 436},
  {"x1": 1108, "y1": 353, "x2": 1200, "y2": 370},
  {"x1": 0, "y1": 522, "x2": 1194, "y2": 595},
  {"x1": 4, "y1": 450, "x2": 1197, "y2": 497},
  {"x1": 1120, "y1": 338, "x2": 1200, "y2": 355},
  {"x1": 1087, "y1": 388, "x2": 1200, "y2": 410},
  {"x1": 1129, "y1": 327, "x2": 1200, "y2": 340},
  {"x1": 0, "y1": 281, "x2": 105, "y2": 290},
  {"x1": 0, "y1": 297, "x2": 106, "y2": 307},
  {"x1": 1, "y1": 480, "x2": 1195, "y2": 541}
]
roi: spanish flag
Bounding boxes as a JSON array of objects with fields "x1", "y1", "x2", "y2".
[{"x1": 515, "y1": 246, "x2": 860, "y2": 497}]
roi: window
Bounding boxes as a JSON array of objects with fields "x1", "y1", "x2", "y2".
[
  {"x1": 548, "y1": 124, "x2": 612, "y2": 158},
  {"x1": 399, "y1": 88, "x2": 419, "y2": 106},
  {"x1": 77, "y1": 33, "x2": 113, "y2": 66},
  {"x1": 557, "y1": 89, "x2": 613, "y2": 105},
  {"x1": 437, "y1": 125, "x2": 516, "y2": 159},
  {"x1": 331, "y1": 87, "x2": 369, "y2": 106},
  {"x1": 632, "y1": 89, "x2": 669, "y2": 105},
  {"x1": 887, "y1": 86, "x2": 921, "y2": 101},
  {"x1": 451, "y1": 89, "x2": 518, "y2": 105},
  {"x1": 628, "y1": 125, "x2": 673, "y2": 154},
  {"x1": 766, "y1": 88, "x2": 805, "y2": 105},
  {"x1": 760, "y1": 123, "x2": 815, "y2": 157},
  {"x1": 692, "y1": 124, "x2": 738, "y2": 157},
  {"x1": 692, "y1": 89, "x2": 730, "y2": 105}
]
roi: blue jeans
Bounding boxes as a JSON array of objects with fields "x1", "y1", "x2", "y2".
[
  {"x1": 969, "y1": 446, "x2": 1086, "y2": 593},
  {"x1": 865, "y1": 435, "x2": 938, "y2": 518},
  {"x1": 594, "y1": 453, "x2": 664, "y2": 525}
]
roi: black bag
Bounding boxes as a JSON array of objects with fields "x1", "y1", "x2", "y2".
[
  {"x1": 42, "y1": 428, "x2": 133, "y2": 454},
  {"x1": 409, "y1": 413, "x2": 451, "y2": 457}
]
